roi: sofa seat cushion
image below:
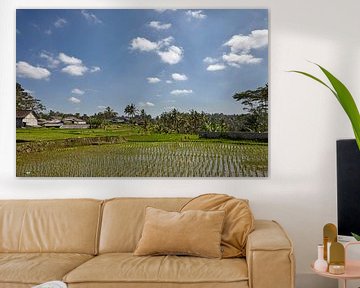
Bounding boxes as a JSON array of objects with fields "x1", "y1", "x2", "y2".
[
  {"x1": 64, "y1": 253, "x2": 248, "y2": 285},
  {"x1": 0, "y1": 253, "x2": 93, "y2": 285}
]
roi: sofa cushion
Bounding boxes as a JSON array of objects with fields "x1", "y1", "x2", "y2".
[
  {"x1": 0, "y1": 284, "x2": 33, "y2": 288},
  {"x1": 63, "y1": 253, "x2": 248, "y2": 285},
  {"x1": 134, "y1": 207, "x2": 225, "y2": 258},
  {"x1": 0, "y1": 253, "x2": 93, "y2": 285},
  {"x1": 0, "y1": 199, "x2": 102, "y2": 254},
  {"x1": 99, "y1": 198, "x2": 190, "y2": 253},
  {"x1": 181, "y1": 194, "x2": 254, "y2": 258}
]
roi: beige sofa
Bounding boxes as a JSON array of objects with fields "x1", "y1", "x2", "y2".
[{"x1": 0, "y1": 198, "x2": 295, "y2": 288}]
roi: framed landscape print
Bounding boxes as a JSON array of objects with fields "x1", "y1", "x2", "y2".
[{"x1": 16, "y1": 9, "x2": 269, "y2": 177}]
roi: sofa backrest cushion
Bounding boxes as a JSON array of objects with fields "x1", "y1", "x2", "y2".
[
  {"x1": 0, "y1": 199, "x2": 102, "y2": 254},
  {"x1": 99, "y1": 198, "x2": 189, "y2": 253}
]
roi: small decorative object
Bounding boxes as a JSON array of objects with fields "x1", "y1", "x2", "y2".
[
  {"x1": 329, "y1": 242, "x2": 345, "y2": 275},
  {"x1": 314, "y1": 244, "x2": 328, "y2": 272},
  {"x1": 323, "y1": 223, "x2": 337, "y2": 261},
  {"x1": 328, "y1": 264, "x2": 345, "y2": 275},
  {"x1": 327, "y1": 242, "x2": 332, "y2": 264}
]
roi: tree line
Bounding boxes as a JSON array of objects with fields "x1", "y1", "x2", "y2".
[{"x1": 16, "y1": 82, "x2": 268, "y2": 133}]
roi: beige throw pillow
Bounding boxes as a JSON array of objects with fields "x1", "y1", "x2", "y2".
[
  {"x1": 181, "y1": 193, "x2": 255, "y2": 258},
  {"x1": 134, "y1": 207, "x2": 225, "y2": 258}
]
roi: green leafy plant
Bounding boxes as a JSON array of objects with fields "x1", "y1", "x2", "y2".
[
  {"x1": 290, "y1": 63, "x2": 360, "y2": 150},
  {"x1": 352, "y1": 232, "x2": 360, "y2": 241}
]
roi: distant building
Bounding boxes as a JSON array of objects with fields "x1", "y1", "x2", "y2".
[
  {"x1": 41, "y1": 119, "x2": 63, "y2": 128},
  {"x1": 111, "y1": 116, "x2": 129, "y2": 124},
  {"x1": 63, "y1": 117, "x2": 87, "y2": 125},
  {"x1": 16, "y1": 110, "x2": 38, "y2": 128},
  {"x1": 61, "y1": 117, "x2": 89, "y2": 129},
  {"x1": 39, "y1": 116, "x2": 89, "y2": 129}
]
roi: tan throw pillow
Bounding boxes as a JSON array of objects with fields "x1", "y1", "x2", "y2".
[
  {"x1": 134, "y1": 207, "x2": 225, "y2": 258},
  {"x1": 181, "y1": 193, "x2": 254, "y2": 258}
]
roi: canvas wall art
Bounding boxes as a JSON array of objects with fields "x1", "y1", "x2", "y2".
[{"x1": 16, "y1": 9, "x2": 269, "y2": 177}]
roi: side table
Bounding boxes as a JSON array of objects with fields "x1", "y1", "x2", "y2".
[{"x1": 311, "y1": 242, "x2": 360, "y2": 288}]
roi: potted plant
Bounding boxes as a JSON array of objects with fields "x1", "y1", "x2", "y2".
[
  {"x1": 290, "y1": 63, "x2": 360, "y2": 149},
  {"x1": 291, "y1": 63, "x2": 360, "y2": 240}
]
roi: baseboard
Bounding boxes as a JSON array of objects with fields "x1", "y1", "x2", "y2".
[{"x1": 296, "y1": 273, "x2": 337, "y2": 288}]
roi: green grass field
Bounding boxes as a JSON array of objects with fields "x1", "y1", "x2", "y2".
[
  {"x1": 16, "y1": 126, "x2": 140, "y2": 141},
  {"x1": 16, "y1": 127, "x2": 268, "y2": 177}
]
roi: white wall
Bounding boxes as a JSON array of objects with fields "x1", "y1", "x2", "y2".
[{"x1": 1, "y1": 0, "x2": 360, "y2": 287}]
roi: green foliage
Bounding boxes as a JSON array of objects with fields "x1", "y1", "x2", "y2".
[
  {"x1": 16, "y1": 126, "x2": 137, "y2": 142},
  {"x1": 124, "y1": 103, "x2": 138, "y2": 119},
  {"x1": 139, "y1": 109, "x2": 152, "y2": 131},
  {"x1": 352, "y1": 232, "x2": 360, "y2": 241},
  {"x1": 233, "y1": 84, "x2": 268, "y2": 132},
  {"x1": 16, "y1": 83, "x2": 46, "y2": 113},
  {"x1": 153, "y1": 109, "x2": 252, "y2": 134},
  {"x1": 103, "y1": 106, "x2": 118, "y2": 120},
  {"x1": 290, "y1": 63, "x2": 360, "y2": 150}
]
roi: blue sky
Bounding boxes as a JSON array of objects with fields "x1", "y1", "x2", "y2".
[{"x1": 16, "y1": 9, "x2": 268, "y2": 116}]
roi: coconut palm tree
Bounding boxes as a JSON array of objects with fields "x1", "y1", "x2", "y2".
[{"x1": 124, "y1": 103, "x2": 138, "y2": 122}]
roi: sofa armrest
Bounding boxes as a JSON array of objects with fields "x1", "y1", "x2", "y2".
[{"x1": 246, "y1": 220, "x2": 295, "y2": 288}]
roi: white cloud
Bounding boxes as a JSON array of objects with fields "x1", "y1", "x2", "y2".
[
  {"x1": 205, "y1": 29, "x2": 268, "y2": 71},
  {"x1": 90, "y1": 66, "x2": 101, "y2": 73},
  {"x1": 166, "y1": 80, "x2": 173, "y2": 84},
  {"x1": 58, "y1": 53, "x2": 100, "y2": 76},
  {"x1": 62, "y1": 64, "x2": 88, "y2": 76},
  {"x1": 71, "y1": 88, "x2": 85, "y2": 95},
  {"x1": 40, "y1": 51, "x2": 60, "y2": 68},
  {"x1": 147, "y1": 77, "x2": 161, "y2": 84},
  {"x1": 130, "y1": 36, "x2": 183, "y2": 65},
  {"x1": 139, "y1": 101, "x2": 155, "y2": 107},
  {"x1": 81, "y1": 10, "x2": 102, "y2": 24},
  {"x1": 97, "y1": 105, "x2": 107, "y2": 109},
  {"x1": 157, "y1": 45, "x2": 183, "y2": 64},
  {"x1": 207, "y1": 63, "x2": 226, "y2": 71},
  {"x1": 68, "y1": 97, "x2": 81, "y2": 104},
  {"x1": 203, "y1": 57, "x2": 218, "y2": 64},
  {"x1": 58, "y1": 52, "x2": 82, "y2": 65},
  {"x1": 224, "y1": 29, "x2": 268, "y2": 54},
  {"x1": 186, "y1": 10, "x2": 207, "y2": 20},
  {"x1": 171, "y1": 89, "x2": 193, "y2": 95},
  {"x1": 149, "y1": 21, "x2": 172, "y2": 30},
  {"x1": 157, "y1": 36, "x2": 174, "y2": 48},
  {"x1": 172, "y1": 73, "x2": 188, "y2": 81},
  {"x1": 16, "y1": 61, "x2": 51, "y2": 80},
  {"x1": 45, "y1": 29, "x2": 52, "y2": 35},
  {"x1": 54, "y1": 18, "x2": 67, "y2": 28},
  {"x1": 222, "y1": 53, "x2": 262, "y2": 66},
  {"x1": 130, "y1": 37, "x2": 159, "y2": 52}
]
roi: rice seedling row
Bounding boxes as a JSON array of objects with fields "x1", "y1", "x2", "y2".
[{"x1": 17, "y1": 142, "x2": 268, "y2": 177}]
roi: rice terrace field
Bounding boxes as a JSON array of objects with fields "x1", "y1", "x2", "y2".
[{"x1": 16, "y1": 127, "x2": 268, "y2": 177}]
